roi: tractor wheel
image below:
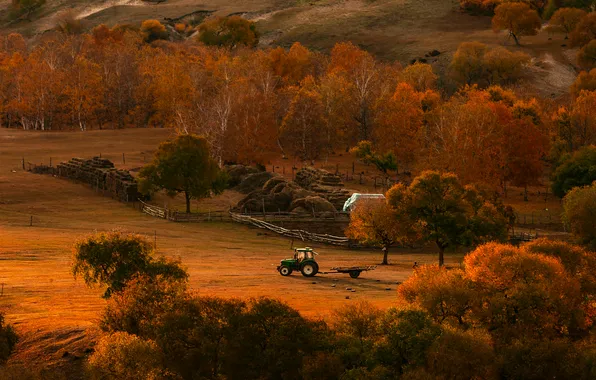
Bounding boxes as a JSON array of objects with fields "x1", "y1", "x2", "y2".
[
  {"x1": 279, "y1": 266, "x2": 292, "y2": 276},
  {"x1": 301, "y1": 262, "x2": 319, "y2": 277},
  {"x1": 349, "y1": 271, "x2": 361, "y2": 279}
]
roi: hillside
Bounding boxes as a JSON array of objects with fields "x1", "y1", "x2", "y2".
[{"x1": 0, "y1": 1, "x2": 577, "y2": 87}]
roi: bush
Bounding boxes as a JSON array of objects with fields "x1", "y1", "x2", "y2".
[
  {"x1": 578, "y1": 40, "x2": 596, "y2": 70},
  {"x1": 570, "y1": 12, "x2": 596, "y2": 47},
  {"x1": 0, "y1": 313, "x2": 18, "y2": 364},
  {"x1": 197, "y1": 16, "x2": 259, "y2": 48},
  {"x1": 140, "y1": 19, "x2": 168, "y2": 43},
  {"x1": 450, "y1": 42, "x2": 529, "y2": 86},
  {"x1": 87, "y1": 332, "x2": 165, "y2": 379},
  {"x1": 571, "y1": 69, "x2": 596, "y2": 96}
]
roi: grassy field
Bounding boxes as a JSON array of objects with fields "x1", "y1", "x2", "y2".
[{"x1": 1, "y1": 127, "x2": 468, "y2": 369}]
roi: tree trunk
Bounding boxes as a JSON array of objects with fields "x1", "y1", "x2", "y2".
[
  {"x1": 382, "y1": 245, "x2": 389, "y2": 265},
  {"x1": 511, "y1": 32, "x2": 520, "y2": 46},
  {"x1": 185, "y1": 191, "x2": 191, "y2": 214},
  {"x1": 438, "y1": 245, "x2": 445, "y2": 267}
]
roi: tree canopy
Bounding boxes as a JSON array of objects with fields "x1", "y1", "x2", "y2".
[
  {"x1": 552, "y1": 145, "x2": 596, "y2": 197},
  {"x1": 72, "y1": 231, "x2": 188, "y2": 298},
  {"x1": 386, "y1": 171, "x2": 508, "y2": 266},
  {"x1": 492, "y1": 2, "x2": 542, "y2": 45},
  {"x1": 563, "y1": 181, "x2": 596, "y2": 249},
  {"x1": 139, "y1": 134, "x2": 227, "y2": 213}
]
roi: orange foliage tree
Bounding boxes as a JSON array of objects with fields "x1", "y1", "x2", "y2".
[{"x1": 492, "y1": 2, "x2": 542, "y2": 45}]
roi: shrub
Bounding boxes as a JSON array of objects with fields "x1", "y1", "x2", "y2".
[
  {"x1": 570, "y1": 12, "x2": 596, "y2": 47},
  {"x1": 571, "y1": 69, "x2": 596, "y2": 96},
  {"x1": 578, "y1": 40, "x2": 596, "y2": 70},
  {"x1": 87, "y1": 332, "x2": 165, "y2": 379},
  {"x1": 0, "y1": 313, "x2": 18, "y2": 364},
  {"x1": 140, "y1": 19, "x2": 168, "y2": 43},
  {"x1": 197, "y1": 16, "x2": 259, "y2": 48}
]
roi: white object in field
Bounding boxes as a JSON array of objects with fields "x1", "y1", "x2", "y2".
[{"x1": 342, "y1": 193, "x2": 386, "y2": 212}]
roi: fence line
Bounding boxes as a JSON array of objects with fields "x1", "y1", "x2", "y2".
[
  {"x1": 229, "y1": 212, "x2": 350, "y2": 246},
  {"x1": 138, "y1": 200, "x2": 226, "y2": 222}
]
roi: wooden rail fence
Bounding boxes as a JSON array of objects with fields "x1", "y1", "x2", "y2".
[
  {"x1": 230, "y1": 212, "x2": 350, "y2": 246},
  {"x1": 138, "y1": 200, "x2": 226, "y2": 222}
]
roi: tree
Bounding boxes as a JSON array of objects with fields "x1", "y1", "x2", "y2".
[
  {"x1": 492, "y1": 3, "x2": 542, "y2": 45},
  {"x1": 139, "y1": 134, "x2": 227, "y2": 213},
  {"x1": 279, "y1": 78, "x2": 327, "y2": 161},
  {"x1": 140, "y1": 19, "x2": 168, "y2": 43},
  {"x1": 198, "y1": 16, "x2": 259, "y2": 48},
  {"x1": 72, "y1": 231, "x2": 188, "y2": 298},
  {"x1": 563, "y1": 182, "x2": 596, "y2": 249},
  {"x1": 399, "y1": 63, "x2": 437, "y2": 92},
  {"x1": 346, "y1": 200, "x2": 412, "y2": 265},
  {"x1": 87, "y1": 332, "x2": 166, "y2": 379},
  {"x1": 482, "y1": 46, "x2": 530, "y2": 84},
  {"x1": 8, "y1": 0, "x2": 45, "y2": 21},
  {"x1": 552, "y1": 145, "x2": 596, "y2": 197},
  {"x1": 450, "y1": 42, "x2": 488, "y2": 85},
  {"x1": 570, "y1": 12, "x2": 596, "y2": 47},
  {"x1": 549, "y1": 8, "x2": 587, "y2": 38},
  {"x1": 578, "y1": 40, "x2": 596, "y2": 70},
  {"x1": 350, "y1": 140, "x2": 397, "y2": 180},
  {"x1": 0, "y1": 313, "x2": 18, "y2": 364},
  {"x1": 386, "y1": 171, "x2": 508, "y2": 266},
  {"x1": 571, "y1": 68, "x2": 596, "y2": 96},
  {"x1": 373, "y1": 83, "x2": 424, "y2": 172}
]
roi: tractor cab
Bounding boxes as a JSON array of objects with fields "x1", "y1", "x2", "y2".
[{"x1": 278, "y1": 247, "x2": 319, "y2": 277}]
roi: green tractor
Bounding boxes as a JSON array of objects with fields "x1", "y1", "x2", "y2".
[{"x1": 277, "y1": 247, "x2": 319, "y2": 277}]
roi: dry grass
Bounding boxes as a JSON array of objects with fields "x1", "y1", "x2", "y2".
[{"x1": 0, "y1": 127, "x2": 463, "y2": 369}]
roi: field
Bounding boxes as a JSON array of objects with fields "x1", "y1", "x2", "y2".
[{"x1": 0, "y1": 128, "x2": 470, "y2": 370}]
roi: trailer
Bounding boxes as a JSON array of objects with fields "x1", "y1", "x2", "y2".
[{"x1": 321, "y1": 265, "x2": 377, "y2": 278}]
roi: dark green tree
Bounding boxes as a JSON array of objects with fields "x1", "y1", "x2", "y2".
[
  {"x1": 72, "y1": 231, "x2": 188, "y2": 298},
  {"x1": 139, "y1": 134, "x2": 227, "y2": 213},
  {"x1": 552, "y1": 146, "x2": 596, "y2": 197},
  {"x1": 351, "y1": 140, "x2": 397, "y2": 178},
  {"x1": 386, "y1": 171, "x2": 508, "y2": 266}
]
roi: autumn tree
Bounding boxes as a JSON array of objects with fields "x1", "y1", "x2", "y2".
[
  {"x1": 346, "y1": 200, "x2": 412, "y2": 265},
  {"x1": 549, "y1": 7, "x2": 587, "y2": 38},
  {"x1": 578, "y1": 40, "x2": 596, "y2": 69},
  {"x1": 279, "y1": 78, "x2": 327, "y2": 161},
  {"x1": 563, "y1": 181, "x2": 596, "y2": 249},
  {"x1": 570, "y1": 11, "x2": 596, "y2": 47},
  {"x1": 399, "y1": 63, "x2": 437, "y2": 92},
  {"x1": 139, "y1": 134, "x2": 227, "y2": 213},
  {"x1": 386, "y1": 171, "x2": 508, "y2": 266},
  {"x1": 571, "y1": 68, "x2": 596, "y2": 96},
  {"x1": 72, "y1": 231, "x2": 188, "y2": 298},
  {"x1": 552, "y1": 145, "x2": 596, "y2": 197},
  {"x1": 198, "y1": 16, "x2": 259, "y2": 48},
  {"x1": 492, "y1": 2, "x2": 542, "y2": 45},
  {"x1": 450, "y1": 42, "x2": 489, "y2": 85},
  {"x1": 373, "y1": 83, "x2": 424, "y2": 172}
]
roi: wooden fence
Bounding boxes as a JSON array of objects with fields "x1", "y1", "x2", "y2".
[
  {"x1": 230, "y1": 212, "x2": 351, "y2": 246},
  {"x1": 138, "y1": 200, "x2": 226, "y2": 222}
]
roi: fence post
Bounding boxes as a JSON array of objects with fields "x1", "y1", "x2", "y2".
[
  {"x1": 122, "y1": 153, "x2": 125, "y2": 164},
  {"x1": 30, "y1": 215, "x2": 33, "y2": 227},
  {"x1": 352, "y1": 161, "x2": 355, "y2": 174},
  {"x1": 22, "y1": 157, "x2": 25, "y2": 170},
  {"x1": 49, "y1": 157, "x2": 52, "y2": 167}
]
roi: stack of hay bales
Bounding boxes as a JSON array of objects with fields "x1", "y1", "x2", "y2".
[
  {"x1": 55, "y1": 157, "x2": 139, "y2": 202},
  {"x1": 294, "y1": 167, "x2": 351, "y2": 211}
]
